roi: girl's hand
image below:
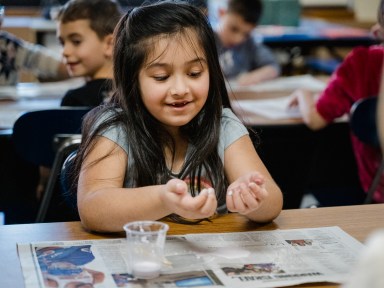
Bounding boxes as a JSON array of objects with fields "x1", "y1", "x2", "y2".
[
  {"x1": 226, "y1": 171, "x2": 268, "y2": 216},
  {"x1": 161, "y1": 178, "x2": 217, "y2": 220}
]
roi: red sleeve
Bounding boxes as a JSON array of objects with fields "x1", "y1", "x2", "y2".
[{"x1": 316, "y1": 46, "x2": 384, "y2": 122}]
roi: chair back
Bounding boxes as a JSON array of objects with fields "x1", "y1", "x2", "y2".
[
  {"x1": 350, "y1": 97, "x2": 379, "y2": 147},
  {"x1": 60, "y1": 149, "x2": 79, "y2": 212},
  {"x1": 12, "y1": 108, "x2": 91, "y2": 168},
  {"x1": 35, "y1": 135, "x2": 82, "y2": 223},
  {"x1": 350, "y1": 97, "x2": 383, "y2": 204}
]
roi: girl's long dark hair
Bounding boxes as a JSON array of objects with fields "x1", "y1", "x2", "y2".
[{"x1": 69, "y1": 1, "x2": 233, "y2": 222}]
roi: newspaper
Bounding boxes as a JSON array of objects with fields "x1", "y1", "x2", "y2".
[{"x1": 17, "y1": 226, "x2": 364, "y2": 288}]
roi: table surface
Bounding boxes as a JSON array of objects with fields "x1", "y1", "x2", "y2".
[
  {"x1": 1, "y1": 204, "x2": 383, "y2": 288},
  {"x1": 0, "y1": 78, "x2": 84, "y2": 129},
  {"x1": 257, "y1": 18, "x2": 377, "y2": 43}
]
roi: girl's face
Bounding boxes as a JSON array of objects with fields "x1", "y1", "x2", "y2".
[
  {"x1": 57, "y1": 19, "x2": 112, "y2": 79},
  {"x1": 138, "y1": 31, "x2": 210, "y2": 134}
]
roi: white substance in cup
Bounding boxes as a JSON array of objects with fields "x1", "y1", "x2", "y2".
[{"x1": 132, "y1": 261, "x2": 161, "y2": 279}]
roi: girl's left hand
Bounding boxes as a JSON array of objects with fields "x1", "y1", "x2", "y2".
[{"x1": 226, "y1": 171, "x2": 268, "y2": 215}]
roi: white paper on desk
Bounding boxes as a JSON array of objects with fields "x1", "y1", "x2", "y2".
[
  {"x1": 234, "y1": 96, "x2": 302, "y2": 120},
  {"x1": 227, "y1": 74, "x2": 326, "y2": 93}
]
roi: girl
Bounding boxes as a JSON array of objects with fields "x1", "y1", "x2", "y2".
[{"x1": 73, "y1": 1, "x2": 283, "y2": 232}]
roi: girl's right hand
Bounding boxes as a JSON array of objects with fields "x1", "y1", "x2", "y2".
[{"x1": 161, "y1": 178, "x2": 217, "y2": 220}]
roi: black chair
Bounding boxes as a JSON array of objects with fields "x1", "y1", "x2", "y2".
[
  {"x1": 35, "y1": 134, "x2": 82, "y2": 222},
  {"x1": 12, "y1": 108, "x2": 91, "y2": 222},
  {"x1": 350, "y1": 97, "x2": 384, "y2": 204}
]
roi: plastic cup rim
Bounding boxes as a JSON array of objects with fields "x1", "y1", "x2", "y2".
[{"x1": 123, "y1": 220, "x2": 169, "y2": 234}]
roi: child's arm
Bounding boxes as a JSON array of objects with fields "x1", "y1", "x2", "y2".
[
  {"x1": 224, "y1": 135, "x2": 283, "y2": 222},
  {"x1": 236, "y1": 64, "x2": 279, "y2": 85},
  {"x1": 77, "y1": 136, "x2": 216, "y2": 232},
  {"x1": 288, "y1": 89, "x2": 328, "y2": 130},
  {"x1": 0, "y1": 31, "x2": 69, "y2": 82}
]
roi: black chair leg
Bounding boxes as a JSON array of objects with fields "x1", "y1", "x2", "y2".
[{"x1": 364, "y1": 160, "x2": 384, "y2": 204}]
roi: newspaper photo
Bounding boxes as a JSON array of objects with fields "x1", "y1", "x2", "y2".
[{"x1": 17, "y1": 226, "x2": 364, "y2": 288}]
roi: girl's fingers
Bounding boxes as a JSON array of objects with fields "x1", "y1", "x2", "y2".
[
  {"x1": 227, "y1": 183, "x2": 265, "y2": 213},
  {"x1": 229, "y1": 186, "x2": 247, "y2": 212},
  {"x1": 179, "y1": 188, "x2": 215, "y2": 212},
  {"x1": 248, "y1": 182, "x2": 267, "y2": 200},
  {"x1": 199, "y1": 188, "x2": 217, "y2": 217}
]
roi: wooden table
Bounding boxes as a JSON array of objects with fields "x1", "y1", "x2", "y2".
[{"x1": 1, "y1": 204, "x2": 383, "y2": 288}]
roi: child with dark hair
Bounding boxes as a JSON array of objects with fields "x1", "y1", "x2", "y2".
[
  {"x1": 34, "y1": 0, "x2": 122, "y2": 205},
  {"x1": 72, "y1": 1, "x2": 282, "y2": 232},
  {"x1": 56, "y1": 0, "x2": 122, "y2": 106},
  {"x1": 214, "y1": 0, "x2": 280, "y2": 85}
]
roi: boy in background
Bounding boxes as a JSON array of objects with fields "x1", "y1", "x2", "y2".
[
  {"x1": 214, "y1": 0, "x2": 280, "y2": 86},
  {"x1": 36, "y1": 0, "x2": 121, "y2": 202},
  {"x1": 56, "y1": 0, "x2": 122, "y2": 107}
]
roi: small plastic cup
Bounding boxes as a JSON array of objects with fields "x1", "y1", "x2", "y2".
[{"x1": 123, "y1": 221, "x2": 169, "y2": 279}]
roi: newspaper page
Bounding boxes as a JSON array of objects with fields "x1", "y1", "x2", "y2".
[{"x1": 17, "y1": 226, "x2": 364, "y2": 288}]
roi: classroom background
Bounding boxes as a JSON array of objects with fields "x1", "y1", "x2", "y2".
[{"x1": 0, "y1": 0, "x2": 381, "y2": 224}]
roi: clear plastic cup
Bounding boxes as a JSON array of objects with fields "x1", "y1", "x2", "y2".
[{"x1": 123, "y1": 221, "x2": 169, "y2": 279}]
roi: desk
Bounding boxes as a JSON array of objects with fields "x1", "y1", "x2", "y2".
[
  {"x1": 1, "y1": 204, "x2": 383, "y2": 288},
  {"x1": 257, "y1": 19, "x2": 378, "y2": 49},
  {"x1": 254, "y1": 19, "x2": 379, "y2": 74},
  {"x1": 0, "y1": 78, "x2": 84, "y2": 129}
]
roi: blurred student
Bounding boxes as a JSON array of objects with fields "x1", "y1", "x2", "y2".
[
  {"x1": 56, "y1": 0, "x2": 122, "y2": 107},
  {"x1": 214, "y1": 0, "x2": 280, "y2": 86},
  {"x1": 288, "y1": 0, "x2": 384, "y2": 204},
  {"x1": 34, "y1": 0, "x2": 122, "y2": 201},
  {"x1": 0, "y1": 30, "x2": 68, "y2": 85}
]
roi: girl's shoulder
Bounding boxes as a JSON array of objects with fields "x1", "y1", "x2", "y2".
[
  {"x1": 86, "y1": 105, "x2": 124, "y2": 134},
  {"x1": 221, "y1": 108, "x2": 248, "y2": 133}
]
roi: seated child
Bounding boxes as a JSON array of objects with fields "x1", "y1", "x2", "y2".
[
  {"x1": 70, "y1": 1, "x2": 283, "y2": 232},
  {"x1": 214, "y1": 0, "x2": 280, "y2": 85},
  {"x1": 288, "y1": 0, "x2": 384, "y2": 204},
  {"x1": 56, "y1": 0, "x2": 122, "y2": 107}
]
